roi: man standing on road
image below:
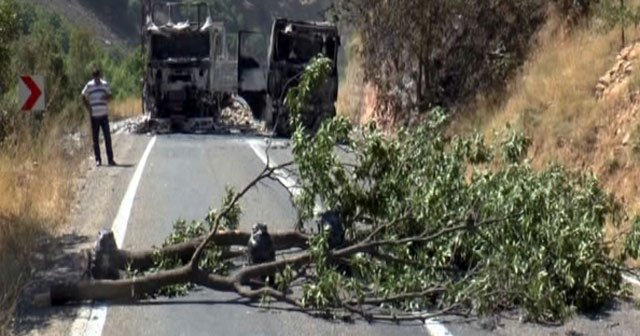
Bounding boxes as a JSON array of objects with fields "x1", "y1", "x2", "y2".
[{"x1": 82, "y1": 69, "x2": 116, "y2": 167}]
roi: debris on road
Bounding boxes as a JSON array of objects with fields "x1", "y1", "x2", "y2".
[
  {"x1": 111, "y1": 98, "x2": 271, "y2": 136},
  {"x1": 217, "y1": 97, "x2": 269, "y2": 134},
  {"x1": 111, "y1": 115, "x2": 151, "y2": 135}
]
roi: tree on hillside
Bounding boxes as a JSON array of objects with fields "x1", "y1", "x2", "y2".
[
  {"x1": 10, "y1": 7, "x2": 73, "y2": 114},
  {"x1": 67, "y1": 29, "x2": 101, "y2": 93},
  {"x1": 332, "y1": 0, "x2": 597, "y2": 120}
]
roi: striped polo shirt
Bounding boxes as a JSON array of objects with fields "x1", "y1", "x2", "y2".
[{"x1": 82, "y1": 79, "x2": 111, "y2": 117}]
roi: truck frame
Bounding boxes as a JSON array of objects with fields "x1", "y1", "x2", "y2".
[
  {"x1": 140, "y1": 1, "x2": 340, "y2": 136},
  {"x1": 141, "y1": 1, "x2": 236, "y2": 132},
  {"x1": 238, "y1": 18, "x2": 341, "y2": 137}
]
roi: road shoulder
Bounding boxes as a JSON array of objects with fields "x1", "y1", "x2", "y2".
[{"x1": 14, "y1": 132, "x2": 151, "y2": 336}]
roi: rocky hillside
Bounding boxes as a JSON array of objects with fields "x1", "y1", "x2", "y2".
[{"x1": 27, "y1": 0, "x2": 128, "y2": 47}]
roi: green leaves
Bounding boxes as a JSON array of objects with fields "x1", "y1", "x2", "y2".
[
  {"x1": 624, "y1": 217, "x2": 640, "y2": 259},
  {"x1": 286, "y1": 56, "x2": 334, "y2": 130},
  {"x1": 286, "y1": 63, "x2": 631, "y2": 321},
  {"x1": 0, "y1": 0, "x2": 19, "y2": 92},
  {"x1": 148, "y1": 192, "x2": 239, "y2": 298},
  {"x1": 102, "y1": 47, "x2": 145, "y2": 99},
  {"x1": 500, "y1": 126, "x2": 532, "y2": 164},
  {"x1": 594, "y1": 0, "x2": 640, "y2": 29}
]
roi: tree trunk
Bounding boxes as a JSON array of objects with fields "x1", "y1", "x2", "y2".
[
  {"x1": 112, "y1": 230, "x2": 309, "y2": 271},
  {"x1": 49, "y1": 266, "x2": 192, "y2": 305}
]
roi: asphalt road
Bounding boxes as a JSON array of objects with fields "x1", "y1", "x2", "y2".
[
  {"x1": 99, "y1": 134, "x2": 428, "y2": 336},
  {"x1": 18, "y1": 131, "x2": 640, "y2": 336}
]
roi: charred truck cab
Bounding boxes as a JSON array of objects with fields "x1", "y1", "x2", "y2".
[
  {"x1": 267, "y1": 19, "x2": 340, "y2": 137},
  {"x1": 238, "y1": 19, "x2": 340, "y2": 137},
  {"x1": 143, "y1": 2, "x2": 236, "y2": 132}
]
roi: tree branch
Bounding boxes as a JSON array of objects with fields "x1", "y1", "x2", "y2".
[
  {"x1": 112, "y1": 230, "x2": 309, "y2": 271},
  {"x1": 189, "y1": 162, "x2": 294, "y2": 268}
]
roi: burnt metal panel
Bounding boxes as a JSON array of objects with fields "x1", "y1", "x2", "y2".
[{"x1": 238, "y1": 31, "x2": 269, "y2": 119}]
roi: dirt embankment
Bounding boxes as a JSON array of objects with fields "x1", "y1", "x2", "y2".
[{"x1": 452, "y1": 21, "x2": 640, "y2": 236}]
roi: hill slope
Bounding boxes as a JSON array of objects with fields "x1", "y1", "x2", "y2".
[
  {"x1": 27, "y1": 0, "x2": 334, "y2": 48},
  {"x1": 27, "y1": 0, "x2": 129, "y2": 47},
  {"x1": 337, "y1": 4, "x2": 640, "y2": 240},
  {"x1": 450, "y1": 14, "x2": 640, "y2": 238}
]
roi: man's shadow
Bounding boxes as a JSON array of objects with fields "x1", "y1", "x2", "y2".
[{"x1": 106, "y1": 163, "x2": 135, "y2": 169}]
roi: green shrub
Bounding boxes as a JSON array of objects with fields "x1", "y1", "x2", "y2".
[
  {"x1": 284, "y1": 57, "x2": 637, "y2": 322},
  {"x1": 0, "y1": 1, "x2": 144, "y2": 127}
]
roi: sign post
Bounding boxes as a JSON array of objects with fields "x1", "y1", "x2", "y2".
[{"x1": 19, "y1": 75, "x2": 45, "y2": 112}]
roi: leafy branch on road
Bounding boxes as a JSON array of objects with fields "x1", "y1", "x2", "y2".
[{"x1": 36, "y1": 57, "x2": 640, "y2": 324}]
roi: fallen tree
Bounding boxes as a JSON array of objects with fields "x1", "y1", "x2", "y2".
[
  {"x1": 107, "y1": 229, "x2": 309, "y2": 271},
  {"x1": 36, "y1": 57, "x2": 640, "y2": 323}
]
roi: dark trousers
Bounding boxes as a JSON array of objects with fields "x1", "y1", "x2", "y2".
[{"x1": 90, "y1": 115, "x2": 113, "y2": 163}]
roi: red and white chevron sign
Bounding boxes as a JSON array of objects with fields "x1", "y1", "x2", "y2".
[{"x1": 19, "y1": 75, "x2": 45, "y2": 111}]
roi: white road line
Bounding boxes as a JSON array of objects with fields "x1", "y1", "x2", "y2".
[
  {"x1": 70, "y1": 136, "x2": 157, "y2": 336},
  {"x1": 247, "y1": 139, "x2": 301, "y2": 196},
  {"x1": 425, "y1": 319, "x2": 453, "y2": 336},
  {"x1": 623, "y1": 273, "x2": 640, "y2": 287},
  {"x1": 247, "y1": 139, "x2": 324, "y2": 216},
  {"x1": 112, "y1": 136, "x2": 157, "y2": 247},
  {"x1": 246, "y1": 139, "x2": 453, "y2": 336}
]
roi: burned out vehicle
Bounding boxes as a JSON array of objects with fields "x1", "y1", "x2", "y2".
[
  {"x1": 143, "y1": 2, "x2": 236, "y2": 132},
  {"x1": 238, "y1": 19, "x2": 340, "y2": 137}
]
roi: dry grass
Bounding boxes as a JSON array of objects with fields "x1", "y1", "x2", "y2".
[
  {"x1": 337, "y1": 35, "x2": 393, "y2": 130},
  {"x1": 451, "y1": 14, "x2": 640, "y2": 245},
  {"x1": 337, "y1": 35, "x2": 366, "y2": 122},
  {"x1": 337, "y1": 7, "x2": 640, "y2": 256},
  {"x1": 0, "y1": 115, "x2": 83, "y2": 334},
  {"x1": 111, "y1": 97, "x2": 142, "y2": 121},
  {"x1": 467, "y1": 32, "x2": 615, "y2": 150}
]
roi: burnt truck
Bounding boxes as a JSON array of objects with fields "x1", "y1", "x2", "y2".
[
  {"x1": 142, "y1": 2, "x2": 236, "y2": 132},
  {"x1": 239, "y1": 18, "x2": 341, "y2": 137}
]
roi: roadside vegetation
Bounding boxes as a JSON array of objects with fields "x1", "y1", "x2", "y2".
[
  {"x1": 447, "y1": 0, "x2": 640, "y2": 245},
  {"x1": 43, "y1": 57, "x2": 640, "y2": 324},
  {"x1": 7, "y1": 0, "x2": 640, "y2": 333},
  {"x1": 337, "y1": 1, "x2": 640, "y2": 243},
  {"x1": 111, "y1": 98, "x2": 143, "y2": 121},
  {"x1": 0, "y1": 0, "x2": 142, "y2": 333}
]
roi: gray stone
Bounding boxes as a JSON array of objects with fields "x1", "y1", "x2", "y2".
[{"x1": 90, "y1": 229, "x2": 120, "y2": 280}]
